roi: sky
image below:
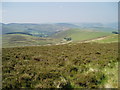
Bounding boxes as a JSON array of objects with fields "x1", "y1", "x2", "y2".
[
  {"x1": 2, "y1": 0, "x2": 120, "y2": 2},
  {"x1": 1, "y1": 2, "x2": 118, "y2": 24}
]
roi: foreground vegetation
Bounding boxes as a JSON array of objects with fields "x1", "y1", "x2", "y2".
[{"x1": 2, "y1": 42, "x2": 118, "y2": 89}]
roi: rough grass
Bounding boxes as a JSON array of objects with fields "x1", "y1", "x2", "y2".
[
  {"x1": 2, "y1": 42, "x2": 118, "y2": 89},
  {"x1": 2, "y1": 34, "x2": 58, "y2": 48}
]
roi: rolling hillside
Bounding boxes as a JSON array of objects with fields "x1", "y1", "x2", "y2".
[
  {"x1": 2, "y1": 29, "x2": 114, "y2": 48},
  {"x1": 52, "y1": 29, "x2": 112, "y2": 42},
  {"x1": 2, "y1": 23, "x2": 118, "y2": 48}
]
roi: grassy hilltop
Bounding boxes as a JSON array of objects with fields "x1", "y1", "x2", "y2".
[{"x1": 52, "y1": 28, "x2": 112, "y2": 41}]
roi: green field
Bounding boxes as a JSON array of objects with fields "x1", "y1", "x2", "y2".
[
  {"x1": 92, "y1": 34, "x2": 119, "y2": 43},
  {"x1": 52, "y1": 29, "x2": 112, "y2": 41},
  {"x1": 2, "y1": 42, "x2": 118, "y2": 89}
]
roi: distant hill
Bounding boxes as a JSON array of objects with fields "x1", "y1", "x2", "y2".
[
  {"x1": 2, "y1": 23, "x2": 80, "y2": 37},
  {"x1": 74, "y1": 22, "x2": 117, "y2": 29},
  {"x1": 74, "y1": 22, "x2": 117, "y2": 32},
  {"x1": 2, "y1": 22, "x2": 117, "y2": 36},
  {"x1": 55, "y1": 23, "x2": 79, "y2": 28}
]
